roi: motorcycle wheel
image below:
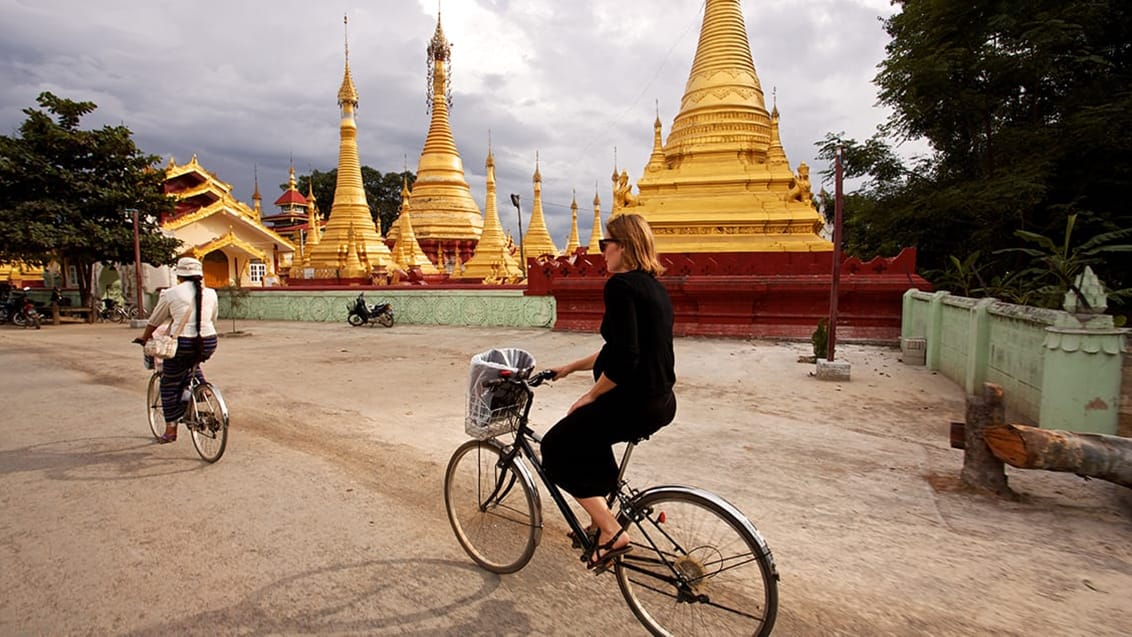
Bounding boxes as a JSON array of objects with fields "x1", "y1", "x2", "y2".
[
  {"x1": 347, "y1": 313, "x2": 365, "y2": 327},
  {"x1": 378, "y1": 313, "x2": 394, "y2": 328},
  {"x1": 13, "y1": 312, "x2": 27, "y2": 327}
]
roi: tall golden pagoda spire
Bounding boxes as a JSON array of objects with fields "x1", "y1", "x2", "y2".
[
  {"x1": 406, "y1": 11, "x2": 483, "y2": 267},
  {"x1": 587, "y1": 186, "x2": 603, "y2": 253},
  {"x1": 522, "y1": 152, "x2": 559, "y2": 258},
  {"x1": 390, "y1": 177, "x2": 440, "y2": 274},
  {"x1": 633, "y1": 0, "x2": 829, "y2": 253},
  {"x1": 304, "y1": 15, "x2": 393, "y2": 275},
  {"x1": 565, "y1": 191, "x2": 581, "y2": 254},
  {"x1": 456, "y1": 137, "x2": 522, "y2": 281}
]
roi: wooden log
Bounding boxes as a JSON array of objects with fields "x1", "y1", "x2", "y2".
[
  {"x1": 983, "y1": 424, "x2": 1132, "y2": 489},
  {"x1": 961, "y1": 383, "x2": 1012, "y2": 496}
]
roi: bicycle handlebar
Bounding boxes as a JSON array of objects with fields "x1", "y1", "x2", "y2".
[{"x1": 482, "y1": 368, "x2": 557, "y2": 390}]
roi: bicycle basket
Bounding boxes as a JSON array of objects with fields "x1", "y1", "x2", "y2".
[{"x1": 466, "y1": 348, "x2": 536, "y2": 440}]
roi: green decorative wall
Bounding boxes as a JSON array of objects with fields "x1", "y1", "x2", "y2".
[
  {"x1": 215, "y1": 288, "x2": 556, "y2": 329},
  {"x1": 902, "y1": 289, "x2": 1128, "y2": 434}
]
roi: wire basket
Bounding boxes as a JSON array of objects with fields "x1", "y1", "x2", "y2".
[{"x1": 466, "y1": 348, "x2": 536, "y2": 440}]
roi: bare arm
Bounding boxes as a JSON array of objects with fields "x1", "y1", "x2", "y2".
[
  {"x1": 567, "y1": 372, "x2": 617, "y2": 415},
  {"x1": 549, "y1": 350, "x2": 600, "y2": 380}
]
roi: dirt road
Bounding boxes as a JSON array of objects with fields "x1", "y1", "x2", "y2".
[{"x1": 1, "y1": 321, "x2": 1130, "y2": 636}]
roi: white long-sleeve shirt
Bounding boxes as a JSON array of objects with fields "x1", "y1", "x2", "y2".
[{"x1": 147, "y1": 280, "x2": 219, "y2": 337}]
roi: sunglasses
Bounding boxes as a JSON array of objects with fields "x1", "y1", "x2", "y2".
[{"x1": 598, "y1": 238, "x2": 622, "y2": 251}]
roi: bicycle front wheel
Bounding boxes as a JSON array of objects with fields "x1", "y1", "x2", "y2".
[
  {"x1": 146, "y1": 372, "x2": 164, "y2": 439},
  {"x1": 616, "y1": 487, "x2": 778, "y2": 637},
  {"x1": 443, "y1": 439, "x2": 541, "y2": 574},
  {"x1": 189, "y1": 382, "x2": 229, "y2": 463}
]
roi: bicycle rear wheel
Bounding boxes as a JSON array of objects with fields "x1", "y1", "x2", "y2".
[
  {"x1": 615, "y1": 487, "x2": 778, "y2": 637},
  {"x1": 444, "y1": 439, "x2": 541, "y2": 574},
  {"x1": 189, "y1": 382, "x2": 229, "y2": 462},
  {"x1": 146, "y1": 372, "x2": 164, "y2": 439}
]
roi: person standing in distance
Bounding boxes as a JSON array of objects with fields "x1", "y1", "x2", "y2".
[
  {"x1": 543, "y1": 213, "x2": 677, "y2": 571},
  {"x1": 133, "y1": 257, "x2": 219, "y2": 443}
]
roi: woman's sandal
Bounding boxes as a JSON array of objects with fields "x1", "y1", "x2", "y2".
[
  {"x1": 586, "y1": 528, "x2": 632, "y2": 574},
  {"x1": 158, "y1": 426, "x2": 177, "y2": 444},
  {"x1": 567, "y1": 525, "x2": 599, "y2": 549}
]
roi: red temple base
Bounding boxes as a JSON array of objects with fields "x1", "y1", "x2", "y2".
[{"x1": 526, "y1": 248, "x2": 930, "y2": 341}]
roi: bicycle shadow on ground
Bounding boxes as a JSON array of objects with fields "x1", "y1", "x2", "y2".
[
  {"x1": 0, "y1": 435, "x2": 206, "y2": 481},
  {"x1": 120, "y1": 557, "x2": 531, "y2": 636}
]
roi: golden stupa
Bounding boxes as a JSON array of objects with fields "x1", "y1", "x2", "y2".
[
  {"x1": 390, "y1": 177, "x2": 439, "y2": 275},
  {"x1": 587, "y1": 188, "x2": 603, "y2": 253},
  {"x1": 625, "y1": 0, "x2": 830, "y2": 253},
  {"x1": 564, "y1": 192, "x2": 581, "y2": 255},
  {"x1": 302, "y1": 18, "x2": 393, "y2": 277},
  {"x1": 404, "y1": 13, "x2": 483, "y2": 267},
  {"x1": 454, "y1": 143, "x2": 523, "y2": 281},
  {"x1": 521, "y1": 155, "x2": 560, "y2": 258}
]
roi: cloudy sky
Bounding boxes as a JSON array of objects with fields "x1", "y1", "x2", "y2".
[{"x1": 1, "y1": 0, "x2": 901, "y2": 244}]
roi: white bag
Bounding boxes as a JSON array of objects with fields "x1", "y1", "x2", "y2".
[{"x1": 465, "y1": 348, "x2": 536, "y2": 439}]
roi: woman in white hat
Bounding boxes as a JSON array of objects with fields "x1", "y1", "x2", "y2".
[{"x1": 133, "y1": 256, "x2": 219, "y2": 443}]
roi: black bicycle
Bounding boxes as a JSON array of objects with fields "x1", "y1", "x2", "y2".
[
  {"x1": 443, "y1": 366, "x2": 779, "y2": 636},
  {"x1": 146, "y1": 362, "x2": 229, "y2": 462}
]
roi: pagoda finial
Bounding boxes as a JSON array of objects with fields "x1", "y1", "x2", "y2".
[
  {"x1": 533, "y1": 151, "x2": 542, "y2": 182},
  {"x1": 338, "y1": 14, "x2": 359, "y2": 109},
  {"x1": 252, "y1": 164, "x2": 261, "y2": 201}
]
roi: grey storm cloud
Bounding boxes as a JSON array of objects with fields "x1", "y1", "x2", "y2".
[{"x1": 0, "y1": 0, "x2": 899, "y2": 245}]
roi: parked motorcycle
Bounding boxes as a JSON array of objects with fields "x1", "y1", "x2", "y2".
[
  {"x1": 346, "y1": 293, "x2": 394, "y2": 327},
  {"x1": 11, "y1": 291, "x2": 41, "y2": 329}
]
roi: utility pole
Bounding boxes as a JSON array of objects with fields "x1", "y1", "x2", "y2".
[
  {"x1": 510, "y1": 194, "x2": 527, "y2": 277},
  {"x1": 827, "y1": 146, "x2": 844, "y2": 361},
  {"x1": 127, "y1": 208, "x2": 146, "y2": 322}
]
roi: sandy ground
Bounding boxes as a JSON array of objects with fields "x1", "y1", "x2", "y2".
[{"x1": 1, "y1": 320, "x2": 1130, "y2": 636}]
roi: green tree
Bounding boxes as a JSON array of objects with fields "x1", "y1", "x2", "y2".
[
  {"x1": 0, "y1": 92, "x2": 179, "y2": 304},
  {"x1": 818, "y1": 0, "x2": 1132, "y2": 304},
  {"x1": 293, "y1": 168, "x2": 415, "y2": 235}
]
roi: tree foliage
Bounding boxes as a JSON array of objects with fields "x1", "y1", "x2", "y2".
[
  {"x1": 290, "y1": 168, "x2": 415, "y2": 236},
  {"x1": 0, "y1": 92, "x2": 179, "y2": 299},
  {"x1": 819, "y1": 0, "x2": 1132, "y2": 310}
]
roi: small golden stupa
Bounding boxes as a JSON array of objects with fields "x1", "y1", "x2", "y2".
[
  {"x1": 521, "y1": 155, "x2": 560, "y2": 258},
  {"x1": 564, "y1": 192, "x2": 581, "y2": 255},
  {"x1": 302, "y1": 17, "x2": 393, "y2": 277},
  {"x1": 587, "y1": 188, "x2": 603, "y2": 253},
  {"x1": 389, "y1": 177, "x2": 439, "y2": 275},
  {"x1": 626, "y1": 0, "x2": 830, "y2": 254},
  {"x1": 454, "y1": 143, "x2": 522, "y2": 281},
  {"x1": 404, "y1": 12, "x2": 483, "y2": 268}
]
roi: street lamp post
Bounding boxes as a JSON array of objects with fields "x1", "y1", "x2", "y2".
[
  {"x1": 126, "y1": 208, "x2": 146, "y2": 320},
  {"x1": 509, "y1": 193, "x2": 527, "y2": 277}
]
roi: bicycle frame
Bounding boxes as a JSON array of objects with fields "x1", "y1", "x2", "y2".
[{"x1": 484, "y1": 375, "x2": 640, "y2": 559}]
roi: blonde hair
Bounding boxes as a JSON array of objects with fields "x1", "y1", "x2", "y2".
[{"x1": 606, "y1": 213, "x2": 665, "y2": 276}]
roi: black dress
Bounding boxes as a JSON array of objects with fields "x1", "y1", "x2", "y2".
[{"x1": 542, "y1": 270, "x2": 677, "y2": 498}]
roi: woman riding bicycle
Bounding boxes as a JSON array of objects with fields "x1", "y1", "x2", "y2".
[
  {"x1": 543, "y1": 213, "x2": 677, "y2": 571},
  {"x1": 133, "y1": 257, "x2": 219, "y2": 443}
]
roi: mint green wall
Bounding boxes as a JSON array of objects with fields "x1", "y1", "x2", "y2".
[
  {"x1": 215, "y1": 288, "x2": 556, "y2": 329},
  {"x1": 902, "y1": 289, "x2": 1128, "y2": 433}
]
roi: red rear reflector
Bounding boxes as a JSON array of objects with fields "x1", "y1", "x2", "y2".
[
  {"x1": 658, "y1": 511, "x2": 666, "y2": 523},
  {"x1": 498, "y1": 369, "x2": 513, "y2": 377}
]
